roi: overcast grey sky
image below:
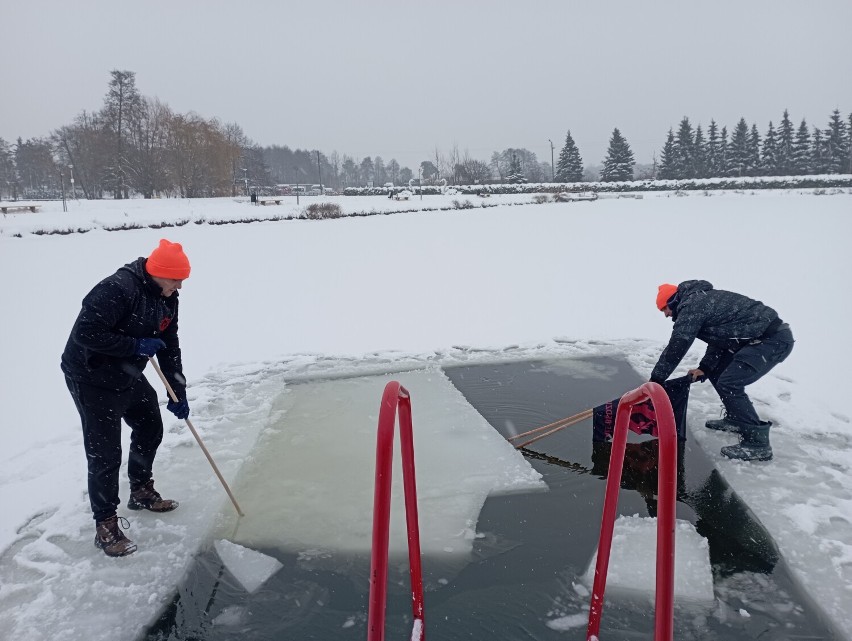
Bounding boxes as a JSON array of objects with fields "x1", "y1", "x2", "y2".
[{"x1": 2, "y1": 0, "x2": 851, "y2": 171}]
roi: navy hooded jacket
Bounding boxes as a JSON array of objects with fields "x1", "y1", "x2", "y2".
[
  {"x1": 650, "y1": 280, "x2": 780, "y2": 384},
  {"x1": 61, "y1": 257, "x2": 186, "y2": 398}
]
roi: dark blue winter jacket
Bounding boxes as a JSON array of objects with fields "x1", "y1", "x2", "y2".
[
  {"x1": 650, "y1": 280, "x2": 781, "y2": 383},
  {"x1": 61, "y1": 257, "x2": 186, "y2": 397}
]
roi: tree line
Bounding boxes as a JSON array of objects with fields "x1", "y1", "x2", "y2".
[
  {"x1": 553, "y1": 109, "x2": 852, "y2": 184},
  {"x1": 1, "y1": 69, "x2": 849, "y2": 200}
]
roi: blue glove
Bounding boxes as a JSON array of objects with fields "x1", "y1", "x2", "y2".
[
  {"x1": 167, "y1": 398, "x2": 190, "y2": 420},
  {"x1": 135, "y1": 338, "x2": 166, "y2": 357}
]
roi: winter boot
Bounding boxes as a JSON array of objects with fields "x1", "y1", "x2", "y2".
[
  {"x1": 705, "y1": 416, "x2": 743, "y2": 433},
  {"x1": 128, "y1": 479, "x2": 179, "y2": 512},
  {"x1": 721, "y1": 421, "x2": 773, "y2": 462},
  {"x1": 94, "y1": 515, "x2": 137, "y2": 557}
]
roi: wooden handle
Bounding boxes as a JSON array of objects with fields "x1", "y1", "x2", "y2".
[{"x1": 148, "y1": 357, "x2": 244, "y2": 517}]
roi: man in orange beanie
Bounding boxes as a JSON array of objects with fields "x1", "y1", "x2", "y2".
[
  {"x1": 650, "y1": 280, "x2": 794, "y2": 462},
  {"x1": 61, "y1": 239, "x2": 192, "y2": 557}
]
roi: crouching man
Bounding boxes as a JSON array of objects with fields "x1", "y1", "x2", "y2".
[{"x1": 651, "y1": 280, "x2": 794, "y2": 462}]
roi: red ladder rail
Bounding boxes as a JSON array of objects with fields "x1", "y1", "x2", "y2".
[
  {"x1": 587, "y1": 382, "x2": 677, "y2": 641},
  {"x1": 368, "y1": 381, "x2": 426, "y2": 641}
]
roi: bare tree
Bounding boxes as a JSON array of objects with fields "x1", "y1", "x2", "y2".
[
  {"x1": 329, "y1": 151, "x2": 341, "y2": 188},
  {"x1": 0, "y1": 137, "x2": 15, "y2": 199},
  {"x1": 14, "y1": 137, "x2": 58, "y2": 198},
  {"x1": 461, "y1": 151, "x2": 492, "y2": 184},
  {"x1": 53, "y1": 110, "x2": 111, "y2": 199},
  {"x1": 387, "y1": 158, "x2": 400, "y2": 185},
  {"x1": 374, "y1": 156, "x2": 387, "y2": 185},
  {"x1": 222, "y1": 122, "x2": 249, "y2": 196},
  {"x1": 126, "y1": 98, "x2": 173, "y2": 198}
]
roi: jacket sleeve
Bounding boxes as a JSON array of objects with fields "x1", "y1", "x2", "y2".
[
  {"x1": 650, "y1": 308, "x2": 703, "y2": 383},
  {"x1": 157, "y1": 300, "x2": 186, "y2": 399},
  {"x1": 650, "y1": 335, "x2": 695, "y2": 383},
  {"x1": 71, "y1": 281, "x2": 137, "y2": 357}
]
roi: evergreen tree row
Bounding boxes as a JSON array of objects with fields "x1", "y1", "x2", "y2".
[
  {"x1": 553, "y1": 108, "x2": 852, "y2": 183},
  {"x1": 657, "y1": 110, "x2": 852, "y2": 179}
]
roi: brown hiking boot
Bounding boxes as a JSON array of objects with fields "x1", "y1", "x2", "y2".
[
  {"x1": 128, "y1": 479, "x2": 179, "y2": 512},
  {"x1": 95, "y1": 515, "x2": 137, "y2": 557}
]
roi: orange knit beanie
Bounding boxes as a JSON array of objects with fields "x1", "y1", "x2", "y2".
[
  {"x1": 656, "y1": 283, "x2": 678, "y2": 310},
  {"x1": 145, "y1": 239, "x2": 191, "y2": 280}
]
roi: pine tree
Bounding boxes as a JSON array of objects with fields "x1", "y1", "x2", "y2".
[
  {"x1": 600, "y1": 128, "x2": 635, "y2": 182},
  {"x1": 693, "y1": 125, "x2": 708, "y2": 178},
  {"x1": 777, "y1": 110, "x2": 795, "y2": 176},
  {"x1": 554, "y1": 130, "x2": 584, "y2": 183},
  {"x1": 719, "y1": 126, "x2": 729, "y2": 176},
  {"x1": 748, "y1": 124, "x2": 761, "y2": 176},
  {"x1": 657, "y1": 129, "x2": 676, "y2": 180},
  {"x1": 847, "y1": 112, "x2": 852, "y2": 173},
  {"x1": 761, "y1": 122, "x2": 779, "y2": 176},
  {"x1": 728, "y1": 118, "x2": 750, "y2": 177},
  {"x1": 811, "y1": 128, "x2": 827, "y2": 175},
  {"x1": 791, "y1": 120, "x2": 812, "y2": 175},
  {"x1": 506, "y1": 154, "x2": 526, "y2": 184},
  {"x1": 707, "y1": 120, "x2": 721, "y2": 177},
  {"x1": 674, "y1": 117, "x2": 695, "y2": 178},
  {"x1": 103, "y1": 70, "x2": 142, "y2": 199},
  {"x1": 825, "y1": 109, "x2": 848, "y2": 174}
]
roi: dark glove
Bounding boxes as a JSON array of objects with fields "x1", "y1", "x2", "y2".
[
  {"x1": 167, "y1": 398, "x2": 190, "y2": 420},
  {"x1": 135, "y1": 338, "x2": 166, "y2": 357}
]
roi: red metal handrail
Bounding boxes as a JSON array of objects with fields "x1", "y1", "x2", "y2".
[
  {"x1": 587, "y1": 382, "x2": 677, "y2": 641},
  {"x1": 367, "y1": 381, "x2": 426, "y2": 641}
]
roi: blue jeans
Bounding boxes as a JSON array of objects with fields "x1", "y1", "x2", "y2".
[{"x1": 708, "y1": 327, "x2": 794, "y2": 426}]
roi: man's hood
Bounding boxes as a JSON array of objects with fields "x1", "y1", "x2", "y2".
[{"x1": 669, "y1": 279, "x2": 713, "y2": 318}]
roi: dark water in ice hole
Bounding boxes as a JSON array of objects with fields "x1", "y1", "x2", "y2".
[{"x1": 145, "y1": 357, "x2": 839, "y2": 641}]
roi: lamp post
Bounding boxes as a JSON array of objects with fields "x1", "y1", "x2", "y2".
[
  {"x1": 68, "y1": 164, "x2": 77, "y2": 200},
  {"x1": 294, "y1": 167, "x2": 299, "y2": 205},
  {"x1": 59, "y1": 170, "x2": 67, "y2": 212},
  {"x1": 316, "y1": 151, "x2": 323, "y2": 196},
  {"x1": 548, "y1": 139, "x2": 555, "y2": 182}
]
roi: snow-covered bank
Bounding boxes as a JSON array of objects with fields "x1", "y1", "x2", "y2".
[{"x1": 1, "y1": 190, "x2": 851, "y2": 639}]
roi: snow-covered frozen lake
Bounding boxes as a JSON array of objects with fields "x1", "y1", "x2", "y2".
[{"x1": 1, "y1": 188, "x2": 851, "y2": 639}]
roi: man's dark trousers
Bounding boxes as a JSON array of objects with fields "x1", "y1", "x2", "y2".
[
  {"x1": 65, "y1": 376, "x2": 164, "y2": 521},
  {"x1": 707, "y1": 326, "x2": 794, "y2": 426}
]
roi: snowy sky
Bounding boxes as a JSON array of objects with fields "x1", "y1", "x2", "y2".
[
  {"x1": 2, "y1": 0, "x2": 851, "y2": 168},
  {"x1": 1, "y1": 189, "x2": 852, "y2": 640}
]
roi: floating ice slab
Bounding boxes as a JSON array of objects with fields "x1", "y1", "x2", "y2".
[
  {"x1": 213, "y1": 539, "x2": 283, "y2": 593},
  {"x1": 583, "y1": 515, "x2": 714, "y2": 603},
  {"x1": 225, "y1": 369, "x2": 545, "y2": 558}
]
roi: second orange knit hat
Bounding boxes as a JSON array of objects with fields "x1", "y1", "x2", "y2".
[{"x1": 656, "y1": 283, "x2": 678, "y2": 310}]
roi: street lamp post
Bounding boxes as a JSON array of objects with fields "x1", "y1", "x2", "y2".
[
  {"x1": 548, "y1": 139, "x2": 555, "y2": 182},
  {"x1": 294, "y1": 167, "x2": 299, "y2": 205},
  {"x1": 60, "y1": 170, "x2": 67, "y2": 212},
  {"x1": 68, "y1": 164, "x2": 76, "y2": 200}
]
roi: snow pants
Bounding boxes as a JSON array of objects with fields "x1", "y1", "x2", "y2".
[
  {"x1": 707, "y1": 325, "x2": 795, "y2": 426},
  {"x1": 65, "y1": 375, "x2": 164, "y2": 521}
]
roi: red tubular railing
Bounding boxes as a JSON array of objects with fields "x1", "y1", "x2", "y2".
[
  {"x1": 367, "y1": 381, "x2": 425, "y2": 641},
  {"x1": 586, "y1": 382, "x2": 677, "y2": 641}
]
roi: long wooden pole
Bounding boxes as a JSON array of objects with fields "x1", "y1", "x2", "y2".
[
  {"x1": 513, "y1": 409, "x2": 593, "y2": 449},
  {"x1": 148, "y1": 357, "x2": 244, "y2": 517},
  {"x1": 507, "y1": 408, "x2": 594, "y2": 443}
]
